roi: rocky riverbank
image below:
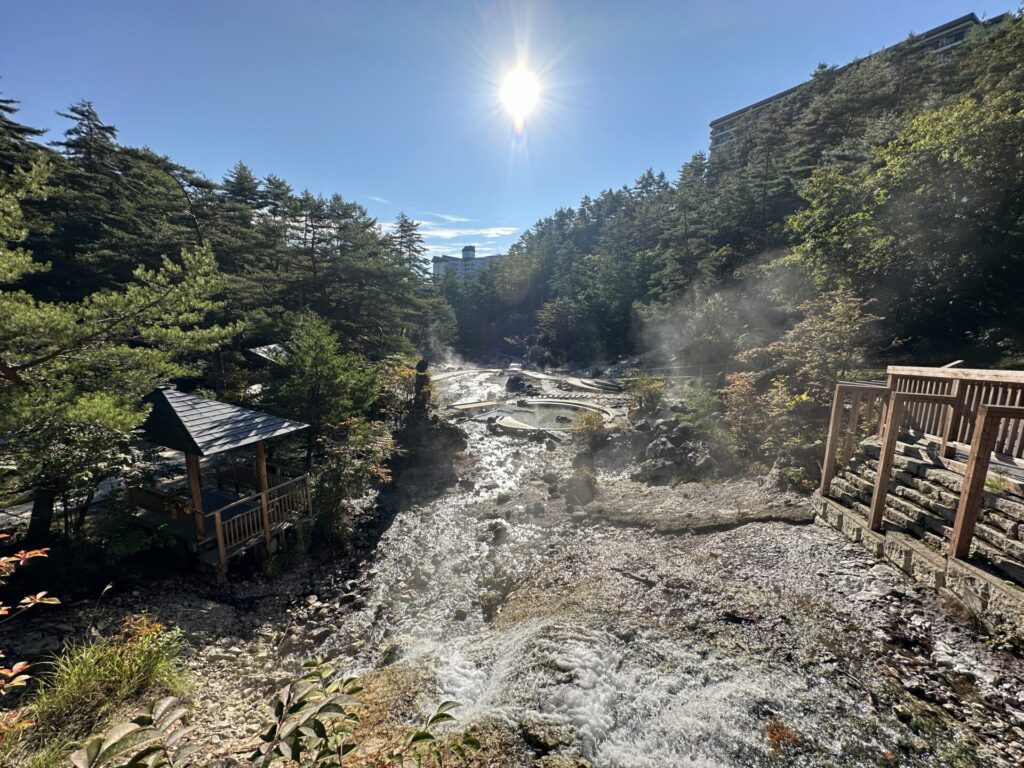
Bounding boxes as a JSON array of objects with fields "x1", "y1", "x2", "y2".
[{"x1": 7, "y1": 368, "x2": 1024, "y2": 766}]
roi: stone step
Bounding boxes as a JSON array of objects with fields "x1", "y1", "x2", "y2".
[
  {"x1": 827, "y1": 478, "x2": 927, "y2": 534},
  {"x1": 846, "y1": 455, "x2": 1024, "y2": 540}
]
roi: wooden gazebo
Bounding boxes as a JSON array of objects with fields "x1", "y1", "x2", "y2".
[{"x1": 129, "y1": 386, "x2": 311, "y2": 581}]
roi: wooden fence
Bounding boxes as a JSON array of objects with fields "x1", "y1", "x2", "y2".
[
  {"x1": 209, "y1": 474, "x2": 312, "y2": 580},
  {"x1": 821, "y1": 365, "x2": 1024, "y2": 565},
  {"x1": 887, "y1": 366, "x2": 1024, "y2": 461}
]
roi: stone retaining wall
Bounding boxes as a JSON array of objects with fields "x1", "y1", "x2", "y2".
[
  {"x1": 813, "y1": 493, "x2": 1024, "y2": 636},
  {"x1": 830, "y1": 442, "x2": 1024, "y2": 584}
]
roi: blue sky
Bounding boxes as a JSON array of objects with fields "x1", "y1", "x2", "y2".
[{"x1": 1, "y1": 1, "x2": 1013, "y2": 260}]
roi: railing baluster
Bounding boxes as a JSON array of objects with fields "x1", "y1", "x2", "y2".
[{"x1": 843, "y1": 392, "x2": 863, "y2": 463}]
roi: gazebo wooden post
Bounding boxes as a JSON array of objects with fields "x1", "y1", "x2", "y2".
[
  {"x1": 185, "y1": 453, "x2": 205, "y2": 539},
  {"x1": 256, "y1": 441, "x2": 273, "y2": 553},
  {"x1": 213, "y1": 508, "x2": 227, "y2": 583}
]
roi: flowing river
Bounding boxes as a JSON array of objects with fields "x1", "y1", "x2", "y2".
[{"x1": 302, "y1": 369, "x2": 1024, "y2": 767}]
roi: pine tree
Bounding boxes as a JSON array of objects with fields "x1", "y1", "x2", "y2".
[
  {"x1": 390, "y1": 211, "x2": 429, "y2": 279},
  {"x1": 1, "y1": 159, "x2": 233, "y2": 541},
  {"x1": 0, "y1": 92, "x2": 47, "y2": 173}
]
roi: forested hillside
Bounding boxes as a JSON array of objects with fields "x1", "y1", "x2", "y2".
[
  {"x1": 442, "y1": 14, "x2": 1024, "y2": 369},
  {"x1": 0, "y1": 99, "x2": 452, "y2": 540}
]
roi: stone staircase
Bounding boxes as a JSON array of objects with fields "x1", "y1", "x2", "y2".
[{"x1": 826, "y1": 439, "x2": 1024, "y2": 584}]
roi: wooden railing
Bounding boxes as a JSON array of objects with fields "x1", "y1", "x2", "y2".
[
  {"x1": 868, "y1": 391, "x2": 956, "y2": 530},
  {"x1": 266, "y1": 475, "x2": 312, "y2": 526},
  {"x1": 821, "y1": 365, "x2": 1024, "y2": 566},
  {"x1": 887, "y1": 366, "x2": 1024, "y2": 461},
  {"x1": 208, "y1": 474, "x2": 311, "y2": 580},
  {"x1": 950, "y1": 405, "x2": 1024, "y2": 558},
  {"x1": 820, "y1": 383, "x2": 890, "y2": 496}
]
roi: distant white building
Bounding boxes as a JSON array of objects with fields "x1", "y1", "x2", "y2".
[{"x1": 432, "y1": 245, "x2": 503, "y2": 279}]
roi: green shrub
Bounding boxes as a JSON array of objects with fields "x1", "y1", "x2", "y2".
[
  {"x1": 622, "y1": 369, "x2": 667, "y2": 413},
  {"x1": 3, "y1": 617, "x2": 183, "y2": 768},
  {"x1": 572, "y1": 411, "x2": 608, "y2": 451},
  {"x1": 69, "y1": 658, "x2": 480, "y2": 768},
  {"x1": 310, "y1": 502, "x2": 355, "y2": 556}
]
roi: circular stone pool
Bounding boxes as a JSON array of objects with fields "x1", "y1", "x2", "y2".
[{"x1": 456, "y1": 399, "x2": 611, "y2": 431}]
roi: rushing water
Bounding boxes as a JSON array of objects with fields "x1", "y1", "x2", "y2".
[{"x1": 320, "y1": 370, "x2": 997, "y2": 767}]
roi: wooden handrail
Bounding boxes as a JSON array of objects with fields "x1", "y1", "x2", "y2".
[
  {"x1": 208, "y1": 474, "x2": 310, "y2": 582},
  {"x1": 949, "y1": 404, "x2": 1024, "y2": 559},
  {"x1": 889, "y1": 367, "x2": 1024, "y2": 460},
  {"x1": 204, "y1": 474, "x2": 308, "y2": 520},
  {"x1": 819, "y1": 384, "x2": 890, "y2": 495},
  {"x1": 887, "y1": 366, "x2": 1024, "y2": 383}
]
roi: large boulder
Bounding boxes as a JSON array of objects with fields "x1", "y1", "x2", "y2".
[
  {"x1": 572, "y1": 450, "x2": 595, "y2": 470},
  {"x1": 644, "y1": 436, "x2": 678, "y2": 461},
  {"x1": 653, "y1": 418, "x2": 676, "y2": 436}
]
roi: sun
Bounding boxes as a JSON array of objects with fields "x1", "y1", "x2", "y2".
[{"x1": 500, "y1": 66, "x2": 540, "y2": 131}]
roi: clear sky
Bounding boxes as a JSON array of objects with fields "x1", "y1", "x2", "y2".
[{"x1": 1, "y1": 1, "x2": 1013, "y2": 261}]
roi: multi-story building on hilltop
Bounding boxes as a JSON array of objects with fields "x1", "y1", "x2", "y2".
[
  {"x1": 431, "y1": 245, "x2": 503, "y2": 279},
  {"x1": 709, "y1": 12, "x2": 1008, "y2": 150}
]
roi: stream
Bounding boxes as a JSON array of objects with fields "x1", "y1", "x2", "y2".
[{"x1": 308, "y1": 369, "x2": 1024, "y2": 767}]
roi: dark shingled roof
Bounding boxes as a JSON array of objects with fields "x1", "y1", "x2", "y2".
[{"x1": 141, "y1": 388, "x2": 308, "y2": 456}]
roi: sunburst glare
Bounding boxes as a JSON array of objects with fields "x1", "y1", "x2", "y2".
[{"x1": 500, "y1": 65, "x2": 540, "y2": 133}]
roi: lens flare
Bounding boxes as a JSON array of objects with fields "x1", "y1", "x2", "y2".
[{"x1": 500, "y1": 66, "x2": 540, "y2": 131}]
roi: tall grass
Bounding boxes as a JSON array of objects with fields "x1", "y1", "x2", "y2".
[{"x1": 2, "y1": 616, "x2": 184, "y2": 768}]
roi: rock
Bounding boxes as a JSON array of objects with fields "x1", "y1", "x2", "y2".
[
  {"x1": 653, "y1": 418, "x2": 676, "y2": 436},
  {"x1": 645, "y1": 436, "x2": 676, "y2": 461},
  {"x1": 545, "y1": 439, "x2": 557, "y2": 452},
  {"x1": 311, "y1": 628, "x2": 332, "y2": 645},
  {"x1": 521, "y1": 715, "x2": 574, "y2": 754},
  {"x1": 276, "y1": 633, "x2": 299, "y2": 658},
  {"x1": 632, "y1": 420, "x2": 651, "y2": 433},
  {"x1": 496, "y1": 491, "x2": 512, "y2": 505},
  {"x1": 488, "y1": 519, "x2": 510, "y2": 544},
  {"x1": 454, "y1": 608, "x2": 468, "y2": 621},
  {"x1": 631, "y1": 459, "x2": 678, "y2": 485},
  {"x1": 542, "y1": 470, "x2": 561, "y2": 486},
  {"x1": 572, "y1": 451, "x2": 595, "y2": 470},
  {"x1": 346, "y1": 639, "x2": 365, "y2": 656},
  {"x1": 459, "y1": 477, "x2": 476, "y2": 491},
  {"x1": 932, "y1": 652, "x2": 956, "y2": 669},
  {"x1": 565, "y1": 472, "x2": 596, "y2": 506}
]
